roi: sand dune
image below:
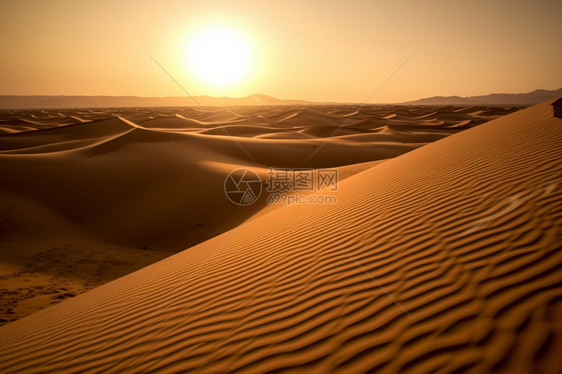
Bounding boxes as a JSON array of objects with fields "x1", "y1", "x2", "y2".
[
  {"x1": 1, "y1": 104, "x2": 514, "y2": 323},
  {"x1": 0, "y1": 100, "x2": 559, "y2": 372}
]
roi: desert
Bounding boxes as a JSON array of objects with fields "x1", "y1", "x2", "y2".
[
  {"x1": 1, "y1": 0, "x2": 561, "y2": 372},
  {"x1": 0, "y1": 99, "x2": 561, "y2": 372}
]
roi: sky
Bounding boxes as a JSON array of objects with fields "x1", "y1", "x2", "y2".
[{"x1": 1, "y1": 0, "x2": 561, "y2": 103}]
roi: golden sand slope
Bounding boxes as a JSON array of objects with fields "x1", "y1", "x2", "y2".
[
  {"x1": 0, "y1": 105, "x2": 516, "y2": 323},
  {"x1": 0, "y1": 100, "x2": 560, "y2": 373}
]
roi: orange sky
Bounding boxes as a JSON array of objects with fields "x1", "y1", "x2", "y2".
[{"x1": 1, "y1": 0, "x2": 561, "y2": 103}]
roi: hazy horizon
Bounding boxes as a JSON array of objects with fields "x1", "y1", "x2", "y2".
[
  {"x1": 1, "y1": 0, "x2": 561, "y2": 103},
  {"x1": 1, "y1": 87, "x2": 561, "y2": 105}
]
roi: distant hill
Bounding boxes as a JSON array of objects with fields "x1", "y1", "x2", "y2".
[
  {"x1": 0, "y1": 94, "x2": 316, "y2": 109},
  {"x1": 2, "y1": 88, "x2": 561, "y2": 109},
  {"x1": 402, "y1": 88, "x2": 562, "y2": 106}
]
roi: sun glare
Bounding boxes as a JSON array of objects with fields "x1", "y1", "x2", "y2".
[{"x1": 186, "y1": 26, "x2": 253, "y2": 89}]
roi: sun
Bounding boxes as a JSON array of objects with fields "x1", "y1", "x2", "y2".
[{"x1": 186, "y1": 26, "x2": 253, "y2": 89}]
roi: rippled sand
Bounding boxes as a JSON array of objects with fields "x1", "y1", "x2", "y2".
[{"x1": 1, "y1": 100, "x2": 560, "y2": 373}]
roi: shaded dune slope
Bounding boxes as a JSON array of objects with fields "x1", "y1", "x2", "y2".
[
  {"x1": 0, "y1": 105, "x2": 512, "y2": 255},
  {"x1": 0, "y1": 101, "x2": 560, "y2": 372}
]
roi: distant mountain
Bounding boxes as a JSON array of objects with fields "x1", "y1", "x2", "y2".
[
  {"x1": 402, "y1": 88, "x2": 562, "y2": 106},
  {"x1": 0, "y1": 94, "x2": 316, "y2": 109},
  {"x1": 3, "y1": 89, "x2": 561, "y2": 109}
]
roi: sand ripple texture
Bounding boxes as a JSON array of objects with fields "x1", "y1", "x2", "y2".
[{"x1": 0, "y1": 101, "x2": 560, "y2": 373}]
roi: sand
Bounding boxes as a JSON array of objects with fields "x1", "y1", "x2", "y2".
[
  {"x1": 0, "y1": 100, "x2": 560, "y2": 372},
  {"x1": 0, "y1": 104, "x2": 516, "y2": 324}
]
